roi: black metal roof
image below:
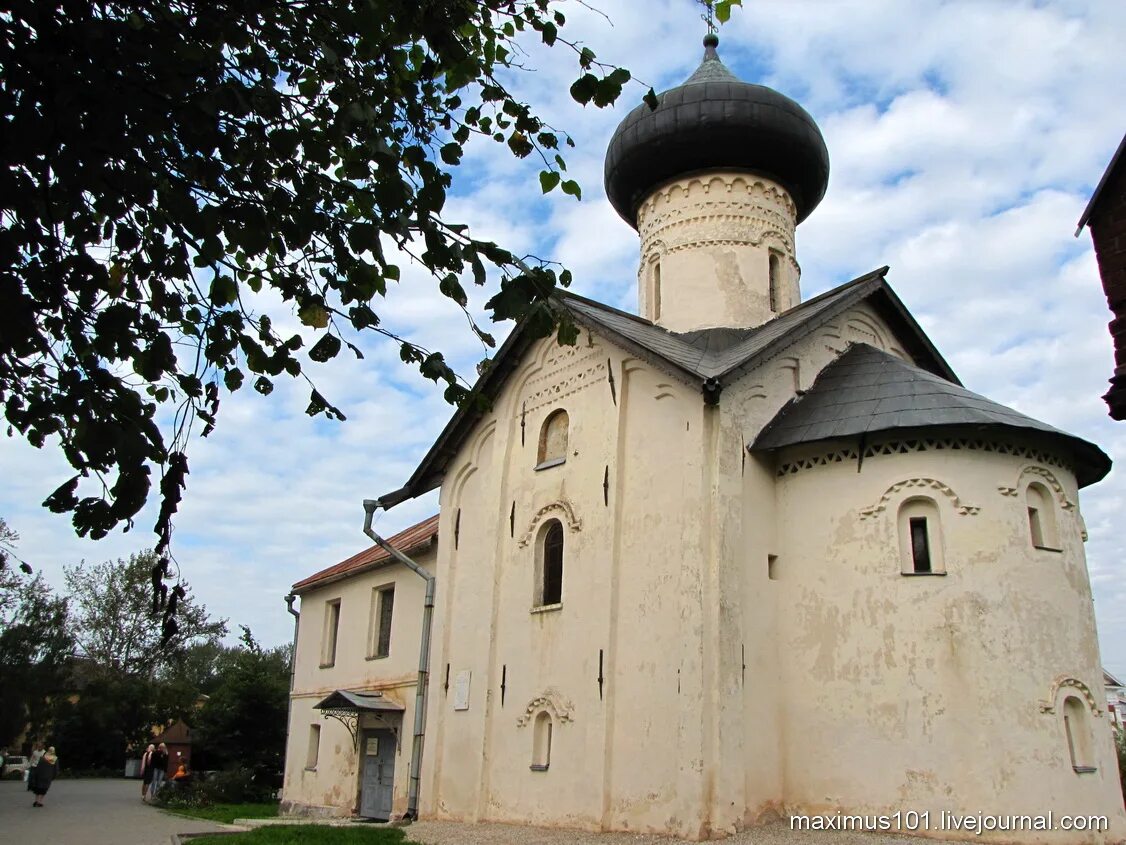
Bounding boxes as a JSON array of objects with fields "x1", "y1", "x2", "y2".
[
  {"x1": 604, "y1": 36, "x2": 830, "y2": 229},
  {"x1": 378, "y1": 268, "x2": 957, "y2": 507},
  {"x1": 753, "y1": 343, "x2": 1110, "y2": 487}
]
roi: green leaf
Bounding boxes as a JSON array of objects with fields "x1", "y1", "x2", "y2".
[
  {"x1": 298, "y1": 303, "x2": 330, "y2": 329},
  {"x1": 561, "y1": 180, "x2": 582, "y2": 200},
  {"x1": 209, "y1": 275, "x2": 238, "y2": 307},
  {"x1": 579, "y1": 47, "x2": 596, "y2": 69},
  {"x1": 607, "y1": 67, "x2": 631, "y2": 86},
  {"x1": 643, "y1": 88, "x2": 659, "y2": 110},
  {"x1": 254, "y1": 377, "x2": 274, "y2": 396},
  {"x1": 541, "y1": 22, "x2": 557, "y2": 46},
  {"x1": 569, "y1": 74, "x2": 598, "y2": 105},
  {"x1": 439, "y1": 143, "x2": 462, "y2": 165},
  {"x1": 539, "y1": 171, "x2": 561, "y2": 194}
]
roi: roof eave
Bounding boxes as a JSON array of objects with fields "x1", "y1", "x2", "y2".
[
  {"x1": 1076, "y1": 132, "x2": 1126, "y2": 235},
  {"x1": 291, "y1": 535, "x2": 436, "y2": 595}
]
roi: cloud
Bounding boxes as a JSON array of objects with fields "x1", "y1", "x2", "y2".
[{"x1": 2, "y1": 1, "x2": 1125, "y2": 682}]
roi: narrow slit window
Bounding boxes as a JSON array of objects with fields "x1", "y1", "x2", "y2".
[
  {"x1": 1025, "y1": 482, "x2": 1059, "y2": 549},
  {"x1": 898, "y1": 497, "x2": 944, "y2": 575},
  {"x1": 321, "y1": 599, "x2": 341, "y2": 667},
  {"x1": 531, "y1": 711, "x2": 552, "y2": 771},
  {"x1": 534, "y1": 519, "x2": 564, "y2": 608},
  {"x1": 767, "y1": 554, "x2": 779, "y2": 581},
  {"x1": 910, "y1": 517, "x2": 931, "y2": 574},
  {"x1": 768, "y1": 252, "x2": 781, "y2": 313},
  {"x1": 371, "y1": 586, "x2": 394, "y2": 659},
  {"x1": 653, "y1": 261, "x2": 662, "y2": 321},
  {"x1": 306, "y1": 724, "x2": 321, "y2": 769},
  {"x1": 1063, "y1": 695, "x2": 1095, "y2": 772}
]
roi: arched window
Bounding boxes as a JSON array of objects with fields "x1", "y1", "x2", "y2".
[
  {"x1": 768, "y1": 251, "x2": 781, "y2": 313},
  {"x1": 652, "y1": 261, "x2": 662, "y2": 321},
  {"x1": 1026, "y1": 482, "x2": 1059, "y2": 550},
  {"x1": 1063, "y1": 695, "x2": 1095, "y2": 773},
  {"x1": 537, "y1": 409, "x2": 568, "y2": 468},
  {"x1": 897, "y1": 497, "x2": 945, "y2": 575},
  {"x1": 531, "y1": 711, "x2": 552, "y2": 771},
  {"x1": 534, "y1": 519, "x2": 564, "y2": 607}
]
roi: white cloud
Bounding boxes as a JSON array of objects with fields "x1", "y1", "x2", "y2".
[{"x1": 3, "y1": 0, "x2": 1125, "y2": 680}]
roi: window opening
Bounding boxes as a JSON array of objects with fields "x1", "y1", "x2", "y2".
[
  {"x1": 306, "y1": 724, "x2": 321, "y2": 769},
  {"x1": 531, "y1": 711, "x2": 552, "y2": 771},
  {"x1": 909, "y1": 517, "x2": 931, "y2": 574},
  {"x1": 534, "y1": 519, "x2": 564, "y2": 608},
  {"x1": 1025, "y1": 482, "x2": 1059, "y2": 549},
  {"x1": 321, "y1": 599, "x2": 341, "y2": 667},
  {"x1": 769, "y1": 252, "x2": 781, "y2": 313},
  {"x1": 1063, "y1": 695, "x2": 1095, "y2": 772},
  {"x1": 537, "y1": 409, "x2": 569, "y2": 468},
  {"x1": 371, "y1": 586, "x2": 394, "y2": 659},
  {"x1": 653, "y1": 261, "x2": 662, "y2": 321},
  {"x1": 767, "y1": 554, "x2": 779, "y2": 581}
]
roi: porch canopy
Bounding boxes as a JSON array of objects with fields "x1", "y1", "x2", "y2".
[{"x1": 314, "y1": 690, "x2": 405, "y2": 716}]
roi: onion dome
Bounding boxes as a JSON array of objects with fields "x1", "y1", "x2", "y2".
[{"x1": 604, "y1": 34, "x2": 830, "y2": 228}]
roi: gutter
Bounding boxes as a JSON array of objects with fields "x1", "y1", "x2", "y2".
[
  {"x1": 282, "y1": 593, "x2": 300, "y2": 796},
  {"x1": 363, "y1": 499, "x2": 435, "y2": 822}
]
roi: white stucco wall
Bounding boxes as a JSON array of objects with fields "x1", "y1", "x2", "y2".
[
  {"x1": 771, "y1": 438, "x2": 1125, "y2": 842},
  {"x1": 282, "y1": 550, "x2": 433, "y2": 818}
]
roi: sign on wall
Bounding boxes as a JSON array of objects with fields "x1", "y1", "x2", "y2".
[{"x1": 453, "y1": 670, "x2": 472, "y2": 711}]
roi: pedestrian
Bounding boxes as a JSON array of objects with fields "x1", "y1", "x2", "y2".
[
  {"x1": 148, "y1": 742, "x2": 169, "y2": 800},
  {"x1": 24, "y1": 743, "x2": 43, "y2": 784},
  {"x1": 140, "y1": 744, "x2": 155, "y2": 801},
  {"x1": 29, "y1": 746, "x2": 58, "y2": 807}
]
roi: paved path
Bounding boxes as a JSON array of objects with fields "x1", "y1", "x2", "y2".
[{"x1": 0, "y1": 777, "x2": 232, "y2": 844}]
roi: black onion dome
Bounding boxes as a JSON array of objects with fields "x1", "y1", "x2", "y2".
[{"x1": 604, "y1": 35, "x2": 830, "y2": 229}]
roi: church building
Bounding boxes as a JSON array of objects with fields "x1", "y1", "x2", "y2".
[{"x1": 281, "y1": 36, "x2": 1125, "y2": 841}]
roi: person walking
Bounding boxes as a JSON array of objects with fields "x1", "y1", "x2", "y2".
[
  {"x1": 139, "y1": 744, "x2": 155, "y2": 801},
  {"x1": 148, "y1": 742, "x2": 169, "y2": 800},
  {"x1": 29, "y1": 746, "x2": 58, "y2": 807}
]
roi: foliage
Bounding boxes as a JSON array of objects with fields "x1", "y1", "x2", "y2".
[
  {"x1": 191, "y1": 627, "x2": 290, "y2": 774},
  {"x1": 189, "y1": 827, "x2": 414, "y2": 845},
  {"x1": 159, "y1": 801, "x2": 280, "y2": 824},
  {"x1": 64, "y1": 549, "x2": 227, "y2": 675},
  {"x1": 0, "y1": 518, "x2": 27, "y2": 573},
  {"x1": 50, "y1": 672, "x2": 160, "y2": 769},
  {"x1": 1117, "y1": 730, "x2": 1126, "y2": 801},
  {"x1": 158, "y1": 767, "x2": 277, "y2": 808},
  {"x1": 0, "y1": 553, "x2": 73, "y2": 748},
  {"x1": 0, "y1": 1, "x2": 643, "y2": 564}
]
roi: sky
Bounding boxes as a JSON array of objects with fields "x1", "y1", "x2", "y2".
[{"x1": 2, "y1": 0, "x2": 1125, "y2": 675}]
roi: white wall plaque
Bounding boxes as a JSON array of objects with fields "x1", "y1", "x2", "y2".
[
  {"x1": 365, "y1": 737, "x2": 379, "y2": 756},
  {"x1": 453, "y1": 670, "x2": 472, "y2": 711}
]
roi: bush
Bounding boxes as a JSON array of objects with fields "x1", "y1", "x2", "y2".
[
  {"x1": 1117, "y1": 731, "x2": 1126, "y2": 802},
  {"x1": 56, "y1": 766, "x2": 121, "y2": 779},
  {"x1": 156, "y1": 768, "x2": 277, "y2": 809}
]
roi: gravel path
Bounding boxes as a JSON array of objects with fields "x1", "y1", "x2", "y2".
[{"x1": 407, "y1": 819, "x2": 965, "y2": 845}]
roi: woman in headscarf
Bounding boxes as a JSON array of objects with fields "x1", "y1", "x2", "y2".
[
  {"x1": 140, "y1": 744, "x2": 155, "y2": 802},
  {"x1": 29, "y1": 746, "x2": 58, "y2": 807}
]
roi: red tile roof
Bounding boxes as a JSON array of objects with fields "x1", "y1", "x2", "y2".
[{"x1": 291, "y1": 514, "x2": 439, "y2": 593}]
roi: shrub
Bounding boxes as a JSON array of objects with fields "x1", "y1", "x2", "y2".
[
  {"x1": 156, "y1": 768, "x2": 277, "y2": 809},
  {"x1": 1117, "y1": 731, "x2": 1126, "y2": 802}
]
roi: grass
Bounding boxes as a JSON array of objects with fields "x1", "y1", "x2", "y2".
[
  {"x1": 162, "y1": 802, "x2": 280, "y2": 824},
  {"x1": 188, "y1": 827, "x2": 416, "y2": 844}
]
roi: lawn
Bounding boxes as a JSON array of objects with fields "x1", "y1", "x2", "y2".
[
  {"x1": 162, "y1": 802, "x2": 280, "y2": 824},
  {"x1": 188, "y1": 827, "x2": 416, "y2": 844}
]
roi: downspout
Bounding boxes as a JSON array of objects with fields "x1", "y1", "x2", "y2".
[
  {"x1": 363, "y1": 498, "x2": 435, "y2": 822},
  {"x1": 282, "y1": 594, "x2": 299, "y2": 797}
]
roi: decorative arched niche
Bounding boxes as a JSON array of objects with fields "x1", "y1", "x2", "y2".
[{"x1": 536, "y1": 408, "x2": 569, "y2": 469}]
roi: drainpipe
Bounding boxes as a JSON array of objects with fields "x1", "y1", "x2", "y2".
[
  {"x1": 282, "y1": 594, "x2": 300, "y2": 799},
  {"x1": 284, "y1": 594, "x2": 300, "y2": 691},
  {"x1": 363, "y1": 498, "x2": 435, "y2": 822}
]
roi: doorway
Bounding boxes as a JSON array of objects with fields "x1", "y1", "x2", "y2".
[{"x1": 359, "y1": 728, "x2": 396, "y2": 820}]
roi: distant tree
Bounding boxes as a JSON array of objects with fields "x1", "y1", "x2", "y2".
[
  {"x1": 192, "y1": 627, "x2": 290, "y2": 773},
  {"x1": 50, "y1": 672, "x2": 155, "y2": 770},
  {"x1": 0, "y1": 517, "x2": 28, "y2": 573},
  {"x1": 0, "y1": 561, "x2": 73, "y2": 749},
  {"x1": 64, "y1": 550, "x2": 227, "y2": 677}
]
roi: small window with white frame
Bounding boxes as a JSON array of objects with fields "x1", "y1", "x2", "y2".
[{"x1": 533, "y1": 519, "x2": 564, "y2": 609}]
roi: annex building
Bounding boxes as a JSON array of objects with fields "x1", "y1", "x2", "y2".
[{"x1": 281, "y1": 36, "x2": 1125, "y2": 842}]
